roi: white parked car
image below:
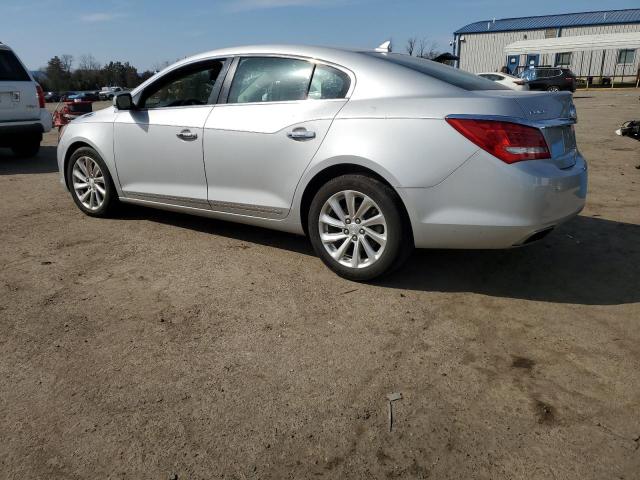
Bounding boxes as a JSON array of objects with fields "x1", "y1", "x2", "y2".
[
  {"x1": 57, "y1": 45, "x2": 586, "y2": 280},
  {"x1": 478, "y1": 72, "x2": 529, "y2": 91},
  {"x1": 0, "y1": 42, "x2": 52, "y2": 157},
  {"x1": 99, "y1": 86, "x2": 123, "y2": 101}
]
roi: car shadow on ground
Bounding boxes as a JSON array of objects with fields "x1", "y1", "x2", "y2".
[
  {"x1": 121, "y1": 206, "x2": 639, "y2": 306},
  {"x1": 122, "y1": 205, "x2": 316, "y2": 257},
  {"x1": 16, "y1": 142, "x2": 637, "y2": 306},
  {"x1": 0, "y1": 146, "x2": 58, "y2": 175},
  {"x1": 377, "y1": 215, "x2": 639, "y2": 306}
]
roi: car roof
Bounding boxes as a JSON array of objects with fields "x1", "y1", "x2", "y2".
[
  {"x1": 134, "y1": 44, "x2": 468, "y2": 100},
  {"x1": 183, "y1": 44, "x2": 362, "y2": 65}
]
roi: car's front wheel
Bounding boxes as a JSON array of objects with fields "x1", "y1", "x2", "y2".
[
  {"x1": 308, "y1": 174, "x2": 411, "y2": 281},
  {"x1": 66, "y1": 147, "x2": 117, "y2": 217},
  {"x1": 546, "y1": 85, "x2": 560, "y2": 92}
]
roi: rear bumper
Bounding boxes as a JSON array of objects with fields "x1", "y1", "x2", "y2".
[
  {"x1": 401, "y1": 150, "x2": 588, "y2": 249},
  {"x1": 0, "y1": 110, "x2": 52, "y2": 146},
  {"x1": 0, "y1": 121, "x2": 44, "y2": 147}
]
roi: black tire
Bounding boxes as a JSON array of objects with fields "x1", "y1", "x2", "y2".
[
  {"x1": 546, "y1": 85, "x2": 560, "y2": 92},
  {"x1": 11, "y1": 136, "x2": 41, "y2": 158},
  {"x1": 308, "y1": 174, "x2": 412, "y2": 281},
  {"x1": 66, "y1": 146, "x2": 118, "y2": 217}
]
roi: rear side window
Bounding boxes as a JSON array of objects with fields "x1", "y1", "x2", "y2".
[
  {"x1": 308, "y1": 64, "x2": 350, "y2": 99},
  {"x1": 228, "y1": 57, "x2": 313, "y2": 104},
  {"x1": 363, "y1": 52, "x2": 506, "y2": 91},
  {"x1": 0, "y1": 49, "x2": 30, "y2": 81}
]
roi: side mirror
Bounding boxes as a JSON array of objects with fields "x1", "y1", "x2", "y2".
[{"x1": 114, "y1": 93, "x2": 134, "y2": 110}]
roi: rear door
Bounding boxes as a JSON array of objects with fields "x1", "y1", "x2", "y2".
[
  {"x1": 203, "y1": 57, "x2": 352, "y2": 218},
  {"x1": 0, "y1": 47, "x2": 38, "y2": 122}
]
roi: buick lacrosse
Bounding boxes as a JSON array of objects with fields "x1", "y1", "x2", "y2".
[{"x1": 57, "y1": 44, "x2": 587, "y2": 280}]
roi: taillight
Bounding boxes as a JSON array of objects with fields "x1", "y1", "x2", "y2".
[
  {"x1": 35, "y1": 84, "x2": 45, "y2": 108},
  {"x1": 446, "y1": 118, "x2": 550, "y2": 164},
  {"x1": 513, "y1": 79, "x2": 525, "y2": 85}
]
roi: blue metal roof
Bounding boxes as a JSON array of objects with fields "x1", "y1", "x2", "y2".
[{"x1": 455, "y1": 8, "x2": 640, "y2": 34}]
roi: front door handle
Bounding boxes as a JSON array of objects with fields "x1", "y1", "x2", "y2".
[
  {"x1": 287, "y1": 128, "x2": 316, "y2": 141},
  {"x1": 177, "y1": 129, "x2": 198, "y2": 141}
]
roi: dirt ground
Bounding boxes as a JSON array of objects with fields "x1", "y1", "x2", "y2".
[{"x1": 1, "y1": 91, "x2": 639, "y2": 479}]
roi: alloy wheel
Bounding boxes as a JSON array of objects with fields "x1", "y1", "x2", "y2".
[
  {"x1": 318, "y1": 190, "x2": 387, "y2": 269},
  {"x1": 72, "y1": 156, "x2": 106, "y2": 211}
]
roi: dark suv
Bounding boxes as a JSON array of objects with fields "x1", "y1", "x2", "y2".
[{"x1": 519, "y1": 67, "x2": 576, "y2": 92}]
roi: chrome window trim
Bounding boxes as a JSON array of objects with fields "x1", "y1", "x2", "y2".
[
  {"x1": 219, "y1": 54, "x2": 355, "y2": 105},
  {"x1": 132, "y1": 53, "x2": 356, "y2": 105},
  {"x1": 212, "y1": 98, "x2": 347, "y2": 108}
]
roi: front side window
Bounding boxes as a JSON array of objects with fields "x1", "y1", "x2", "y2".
[
  {"x1": 228, "y1": 57, "x2": 314, "y2": 104},
  {"x1": 617, "y1": 49, "x2": 636, "y2": 64},
  {"x1": 308, "y1": 64, "x2": 351, "y2": 99},
  {"x1": 555, "y1": 52, "x2": 572, "y2": 66},
  {"x1": 141, "y1": 60, "x2": 226, "y2": 109},
  {"x1": 0, "y1": 49, "x2": 30, "y2": 81}
]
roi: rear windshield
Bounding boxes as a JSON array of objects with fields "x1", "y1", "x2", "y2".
[
  {"x1": 0, "y1": 49, "x2": 30, "y2": 81},
  {"x1": 362, "y1": 52, "x2": 507, "y2": 91}
]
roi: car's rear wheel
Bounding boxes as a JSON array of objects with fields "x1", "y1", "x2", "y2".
[
  {"x1": 11, "y1": 135, "x2": 41, "y2": 158},
  {"x1": 66, "y1": 147, "x2": 117, "y2": 217},
  {"x1": 546, "y1": 85, "x2": 560, "y2": 92},
  {"x1": 308, "y1": 174, "x2": 411, "y2": 281}
]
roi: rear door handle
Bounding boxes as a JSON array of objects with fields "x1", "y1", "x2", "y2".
[
  {"x1": 287, "y1": 128, "x2": 316, "y2": 141},
  {"x1": 177, "y1": 129, "x2": 198, "y2": 141}
]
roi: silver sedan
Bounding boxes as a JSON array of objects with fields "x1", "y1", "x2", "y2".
[{"x1": 57, "y1": 45, "x2": 587, "y2": 281}]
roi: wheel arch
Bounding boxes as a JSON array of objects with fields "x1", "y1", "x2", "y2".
[
  {"x1": 298, "y1": 161, "x2": 413, "y2": 245},
  {"x1": 62, "y1": 139, "x2": 111, "y2": 190}
]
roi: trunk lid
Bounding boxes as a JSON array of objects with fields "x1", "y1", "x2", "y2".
[
  {"x1": 0, "y1": 47, "x2": 39, "y2": 122},
  {"x1": 477, "y1": 90, "x2": 578, "y2": 169}
]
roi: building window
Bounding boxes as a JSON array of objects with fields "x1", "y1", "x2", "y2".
[
  {"x1": 555, "y1": 52, "x2": 572, "y2": 66},
  {"x1": 544, "y1": 28, "x2": 558, "y2": 39},
  {"x1": 617, "y1": 49, "x2": 636, "y2": 65}
]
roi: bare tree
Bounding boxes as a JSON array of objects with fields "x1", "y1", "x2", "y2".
[
  {"x1": 60, "y1": 54, "x2": 73, "y2": 73},
  {"x1": 406, "y1": 37, "x2": 417, "y2": 56},
  {"x1": 418, "y1": 39, "x2": 440, "y2": 60},
  {"x1": 152, "y1": 60, "x2": 171, "y2": 73},
  {"x1": 78, "y1": 54, "x2": 101, "y2": 71}
]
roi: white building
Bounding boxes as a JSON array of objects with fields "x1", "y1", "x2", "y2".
[{"x1": 453, "y1": 9, "x2": 640, "y2": 84}]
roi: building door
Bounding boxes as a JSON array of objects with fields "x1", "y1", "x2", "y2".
[
  {"x1": 507, "y1": 55, "x2": 519, "y2": 74},
  {"x1": 526, "y1": 54, "x2": 540, "y2": 68}
]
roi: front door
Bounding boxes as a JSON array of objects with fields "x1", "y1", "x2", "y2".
[
  {"x1": 114, "y1": 59, "x2": 228, "y2": 208},
  {"x1": 203, "y1": 57, "x2": 351, "y2": 218}
]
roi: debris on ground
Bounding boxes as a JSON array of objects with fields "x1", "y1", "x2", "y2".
[
  {"x1": 615, "y1": 120, "x2": 640, "y2": 141},
  {"x1": 386, "y1": 392, "x2": 403, "y2": 432}
]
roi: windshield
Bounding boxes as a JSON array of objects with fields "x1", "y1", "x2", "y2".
[{"x1": 362, "y1": 52, "x2": 507, "y2": 91}]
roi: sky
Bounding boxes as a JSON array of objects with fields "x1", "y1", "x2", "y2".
[{"x1": 2, "y1": 0, "x2": 639, "y2": 71}]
